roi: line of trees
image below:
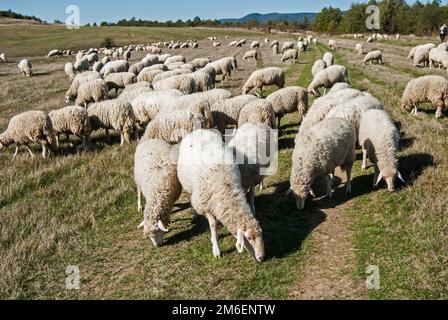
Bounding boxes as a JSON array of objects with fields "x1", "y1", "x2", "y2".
[{"x1": 0, "y1": 9, "x2": 43, "y2": 23}]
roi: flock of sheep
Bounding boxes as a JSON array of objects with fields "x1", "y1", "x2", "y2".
[{"x1": 1, "y1": 32, "x2": 447, "y2": 262}]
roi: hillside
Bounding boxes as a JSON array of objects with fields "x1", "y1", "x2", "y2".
[{"x1": 219, "y1": 12, "x2": 316, "y2": 24}]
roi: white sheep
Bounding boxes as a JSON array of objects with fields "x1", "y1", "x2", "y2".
[
  {"x1": 407, "y1": 43, "x2": 435, "y2": 61},
  {"x1": 242, "y1": 67, "x2": 285, "y2": 97},
  {"x1": 266, "y1": 86, "x2": 308, "y2": 129},
  {"x1": 327, "y1": 82, "x2": 352, "y2": 94},
  {"x1": 87, "y1": 99, "x2": 136, "y2": 145},
  {"x1": 413, "y1": 43, "x2": 436, "y2": 67},
  {"x1": 401, "y1": 75, "x2": 448, "y2": 118},
  {"x1": 177, "y1": 129, "x2": 265, "y2": 261},
  {"x1": 359, "y1": 109, "x2": 404, "y2": 191},
  {"x1": 238, "y1": 99, "x2": 277, "y2": 129},
  {"x1": 105, "y1": 72, "x2": 137, "y2": 96},
  {"x1": 272, "y1": 44, "x2": 279, "y2": 54},
  {"x1": 322, "y1": 52, "x2": 334, "y2": 66},
  {"x1": 290, "y1": 117, "x2": 356, "y2": 209},
  {"x1": 48, "y1": 106, "x2": 92, "y2": 148},
  {"x1": 281, "y1": 49, "x2": 299, "y2": 63},
  {"x1": 134, "y1": 139, "x2": 181, "y2": 247},
  {"x1": 311, "y1": 59, "x2": 327, "y2": 77},
  {"x1": 0, "y1": 111, "x2": 56, "y2": 158},
  {"x1": 64, "y1": 63, "x2": 76, "y2": 81},
  {"x1": 75, "y1": 79, "x2": 109, "y2": 107},
  {"x1": 152, "y1": 74, "x2": 197, "y2": 94},
  {"x1": 211, "y1": 95, "x2": 258, "y2": 133},
  {"x1": 308, "y1": 65, "x2": 349, "y2": 96},
  {"x1": 355, "y1": 43, "x2": 364, "y2": 55},
  {"x1": 100, "y1": 60, "x2": 130, "y2": 77},
  {"x1": 74, "y1": 57, "x2": 90, "y2": 73},
  {"x1": 47, "y1": 49, "x2": 63, "y2": 58},
  {"x1": 428, "y1": 47, "x2": 448, "y2": 69},
  {"x1": 243, "y1": 50, "x2": 258, "y2": 61},
  {"x1": 281, "y1": 41, "x2": 294, "y2": 53},
  {"x1": 152, "y1": 69, "x2": 191, "y2": 83},
  {"x1": 363, "y1": 50, "x2": 383, "y2": 64},
  {"x1": 190, "y1": 58, "x2": 211, "y2": 70},
  {"x1": 328, "y1": 39, "x2": 337, "y2": 50},
  {"x1": 164, "y1": 55, "x2": 186, "y2": 65},
  {"x1": 17, "y1": 59, "x2": 33, "y2": 77},
  {"x1": 0, "y1": 53, "x2": 8, "y2": 62},
  {"x1": 270, "y1": 40, "x2": 279, "y2": 47},
  {"x1": 251, "y1": 41, "x2": 260, "y2": 48},
  {"x1": 189, "y1": 71, "x2": 214, "y2": 92},
  {"x1": 65, "y1": 71, "x2": 102, "y2": 102},
  {"x1": 137, "y1": 68, "x2": 163, "y2": 83}
]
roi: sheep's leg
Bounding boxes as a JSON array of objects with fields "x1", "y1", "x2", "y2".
[
  {"x1": 41, "y1": 142, "x2": 48, "y2": 159},
  {"x1": 191, "y1": 209, "x2": 198, "y2": 223},
  {"x1": 55, "y1": 134, "x2": 60, "y2": 148},
  {"x1": 412, "y1": 106, "x2": 418, "y2": 116},
  {"x1": 206, "y1": 214, "x2": 221, "y2": 258},
  {"x1": 259, "y1": 181, "x2": 264, "y2": 191},
  {"x1": 435, "y1": 104, "x2": 443, "y2": 118},
  {"x1": 326, "y1": 175, "x2": 333, "y2": 199},
  {"x1": 120, "y1": 133, "x2": 124, "y2": 146},
  {"x1": 137, "y1": 187, "x2": 143, "y2": 211},
  {"x1": 373, "y1": 166, "x2": 379, "y2": 189},
  {"x1": 345, "y1": 167, "x2": 352, "y2": 195},
  {"x1": 249, "y1": 186, "x2": 255, "y2": 214},
  {"x1": 277, "y1": 116, "x2": 282, "y2": 131},
  {"x1": 13, "y1": 146, "x2": 19, "y2": 158},
  {"x1": 25, "y1": 145, "x2": 35, "y2": 158},
  {"x1": 361, "y1": 148, "x2": 368, "y2": 170}
]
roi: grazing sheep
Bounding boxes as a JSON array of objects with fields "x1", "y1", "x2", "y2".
[
  {"x1": 297, "y1": 41, "x2": 306, "y2": 51},
  {"x1": 290, "y1": 117, "x2": 356, "y2": 209},
  {"x1": 177, "y1": 129, "x2": 265, "y2": 261},
  {"x1": 270, "y1": 40, "x2": 279, "y2": 47},
  {"x1": 266, "y1": 86, "x2": 308, "y2": 129},
  {"x1": 327, "y1": 82, "x2": 352, "y2": 94},
  {"x1": 86, "y1": 52, "x2": 99, "y2": 64},
  {"x1": 87, "y1": 99, "x2": 136, "y2": 145},
  {"x1": 65, "y1": 71, "x2": 102, "y2": 102},
  {"x1": 211, "y1": 94, "x2": 258, "y2": 133},
  {"x1": 134, "y1": 139, "x2": 181, "y2": 247},
  {"x1": 141, "y1": 110, "x2": 210, "y2": 144},
  {"x1": 401, "y1": 75, "x2": 448, "y2": 118},
  {"x1": 152, "y1": 69, "x2": 191, "y2": 83},
  {"x1": 128, "y1": 61, "x2": 146, "y2": 76},
  {"x1": 281, "y1": 49, "x2": 299, "y2": 63},
  {"x1": 322, "y1": 52, "x2": 334, "y2": 66},
  {"x1": 228, "y1": 40, "x2": 238, "y2": 47},
  {"x1": 242, "y1": 67, "x2": 285, "y2": 97},
  {"x1": 0, "y1": 111, "x2": 56, "y2": 158},
  {"x1": 161, "y1": 94, "x2": 214, "y2": 128},
  {"x1": 308, "y1": 65, "x2": 349, "y2": 96},
  {"x1": 190, "y1": 58, "x2": 211, "y2": 70},
  {"x1": 251, "y1": 41, "x2": 260, "y2": 48},
  {"x1": 92, "y1": 61, "x2": 104, "y2": 73},
  {"x1": 355, "y1": 43, "x2": 364, "y2": 55},
  {"x1": 272, "y1": 44, "x2": 279, "y2": 54},
  {"x1": 363, "y1": 50, "x2": 383, "y2": 65},
  {"x1": 148, "y1": 64, "x2": 168, "y2": 71},
  {"x1": 428, "y1": 48, "x2": 448, "y2": 69},
  {"x1": 367, "y1": 36, "x2": 373, "y2": 43},
  {"x1": 213, "y1": 41, "x2": 221, "y2": 47},
  {"x1": 123, "y1": 50, "x2": 131, "y2": 61},
  {"x1": 105, "y1": 72, "x2": 137, "y2": 96},
  {"x1": 281, "y1": 41, "x2": 294, "y2": 53},
  {"x1": 73, "y1": 57, "x2": 90, "y2": 73},
  {"x1": 311, "y1": 59, "x2": 327, "y2": 77},
  {"x1": 164, "y1": 55, "x2": 186, "y2": 65},
  {"x1": 328, "y1": 39, "x2": 337, "y2": 50},
  {"x1": 47, "y1": 49, "x2": 63, "y2": 58},
  {"x1": 100, "y1": 60, "x2": 130, "y2": 77},
  {"x1": 312, "y1": 38, "x2": 317, "y2": 46},
  {"x1": 0, "y1": 53, "x2": 8, "y2": 62},
  {"x1": 243, "y1": 50, "x2": 258, "y2": 61},
  {"x1": 236, "y1": 39, "x2": 246, "y2": 47},
  {"x1": 152, "y1": 74, "x2": 197, "y2": 94},
  {"x1": 101, "y1": 56, "x2": 111, "y2": 65},
  {"x1": 413, "y1": 43, "x2": 436, "y2": 67},
  {"x1": 48, "y1": 106, "x2": 92, "y2": 148},
  {"x1": 17, "y1": 59, "x2": 33, "y2": 77},
  {"x1": 300, "y1": 88, "x2": 364, "y2": 132},
  {"x1": 64, "y1": 63, "x2": 76, "y2": 81},
  {"x1": 190, "y1": 71, "x2": 213, "y2": 91},
  {"x1": 229, "y1": 123, "x2": 277, "y2": 213},
  {"x1": 75, "y1": 79, "x2": 109, "y2": 107},
  {"x1": 238, "y1": 99, "x2": 277, "y2": 129},
  {"x1": 407, "y1": 43, "x2": 435, "y2": 61},
  {"x1": 137, "y1": 68, "x2": 163, "y2": 83},
  {"x1": 359, "y1": 109, "x2": 404, "y2": 191}
]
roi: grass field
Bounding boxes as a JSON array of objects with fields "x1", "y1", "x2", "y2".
[{"x1": 0, "y1": 25, "x2": 447, "y2": 299}]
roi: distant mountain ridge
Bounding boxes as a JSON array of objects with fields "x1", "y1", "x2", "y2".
[{"x1": 219, "y1": 12, "x2": 316, "y2": 24}]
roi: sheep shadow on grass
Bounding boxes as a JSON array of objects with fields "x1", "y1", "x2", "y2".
[{"x1": 398, "y1": 152, "x2": 435, "y2": 186}]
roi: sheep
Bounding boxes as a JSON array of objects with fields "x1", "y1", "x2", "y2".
[
  {"x1": 183, "y1": 89, "x2": 233, "y2": 107},
  {"x1": 207, "y1": 59, "x2": 232, "y2": 82},
  {"x1": 87, "y1": 99, "x2": 136, "y2": 145},
  {"x1": 65, "y1": 71, "x2": 102, "y2": 102},
  {"x1": 137, "y1": 68, "x2": 163, "y2": 83},
  {"x1": 238, "y1": 99, "x2": 277, "y2": 129},
  {"x1": 366, "y1": 36, "x2": 374, "y2": 43},
  {"x1": 134, "y1": 139, "x2": 182, "y2": 247},
  {"x1": 438, "y1": 43, "x2": 448, "y2": 51},
  {"x1": 86, "y1": 52, "x2": 99, "y2": 64},
  {"x1": 105, "y1": 72, "x2": 137, "y2": 96},
  {"x1": 413, "y1": 43, "x2": 436, "y2": 67},
  {"x1": 75, "y1": 79, "x2": 109, "y2": 107},
  {"x1": 243, "y1": 50, "x2": 258, "y2": 61},
  {"x1": 270, "y1": 40, "x2": 279, "y2": 47},
  {"x1": 76, "y1": 51, "x2": 85, "y2": 61},
  {"x1": 141, "y1": 54, "x2": 160, "y2": 67},
  {"x1": 0, "y1": 111, "x2": 56, "y2": 158},
  {"x1": 328, "y1": 39, "x2": 337, "y2": 50},
  {"x1": 152, "y1": 69, "x2": 191, "y2": 83},
  {"x1": 130, "y1": 89, "x2": 183, "y2": 125},
  {"x1": 228, "y1": 123, "x2": 277, "y2": 213},
  {"x1": 73, "y1": 57, "x2": 90, "y2": 73},
  {"x1": 160, "y1": 95, "x2": 214, "y2": 128},
  {"x1": 228, "y1": 40, "x2": 238, "y2": 47},
  {"x1": 300, "y1": 88, "x2": 364, "y2": 132},
  {"x1": 128, "y1": 61, "x2": 146, "y2": 76},
  {"x1": 101, "y1": 56, "x2": 111, "y2": 65},
  {"x1": 358, "y1": 109, "x2": 404, "y2": 191},
  {"x1": 213, "y1": 41, "x2": 221, "y2": 47},
  {"x1": 281, "y1": 49, "x2": 299, "y2": 63},
  {"x1": 266, "y1": 86, "x2": 308, "y2": 129},
  {"x1": 152, "y1": 74, "x2": 197, "y2": 94},
  {"x1": 189, "y1": 71, "x2": 214, "y2": 92},
  {"x1": 400, "y1": 75, "x2": 448, "y2": 118},
  {"x1": 251, "y1": 41, "x2": 260, "y2": 48},
  {"x1": 141, "y1": 110, "x2": 210, "y2": 144},
  {"x1": 428, "y1": 48, "x2": 448, "y2": 69},
  {"x1": 322, "y1": 52, "x2": 334, "y2": 66},
  {"x1": 47, "y1": 49, "x2": 63, "y2": 58},
  {"x1": 311, "y1": 59, "x2": 327, "y2": 77},
  {"x1": 327, "y1": 82, "x2": 352, "y2": 94},
  {"x1": 307, "y1": 65, "x2": 349, "y2": 96},
  {"x1": 211, "y1": 94, "x2": 258, "y2": 133},
  {"x1": 242, "y1": 67, "x2": 285, "y2": 97},
  {"x1": 272, "y1": 44, "x2": 279, "y2": 54},
  {"x1": 236, "y1": 39, "x2": 246, "y2": 47},
  {"x1": 281, "y1": 41, "x2": 294, "y2": 53},
  {"x1": 190, "y1": 58, "x2": 211, "y2": 70},
  {"x1": 180, "y1": 63, "x2": 195, "y2": 72},
  {"x1": 165, "y1": 61, "x2": 187, "y2": 70},
  {"x1": 363, "y1": 50, "x2": 383, "y2": 65},
  {"x1": 148, "y1": 64, "x2": 168, "y2": 71},
  {"x1": 164, "y1": 55, "x2": 186, "y2": 65},
  {"x1": 48, "y1": 106, "x2": 92, "y2": 148},
  {"x1": 64, "y1": 63, "x2": 76, "y2": 81},
  {"x1": 407, "y1": 43, "x2": 435, "y2": 61},
  {"x1": 198, "y1": 65, "x2": 217, "y2": 84},
  {"x1": 289, "y1": 117, "x2": 356, "y2": 209},
  {"x1": 123, "y1": 50, "x2": 131, "y2": 61},
  {"x1": 100, "y1": 60, "x2": 130, "y2": 77},
  {"x1": 1, "y1": 53, "x2": 8, "y2": 62},
  {"x1": 355, "y1": 43, "x2": 364, "y2": 55},
  {"x1": 326, "y1": 95, "x2": 384, "y2": 138},
  {"x1": 177, "y1": 129, "x2": 265, "y2": 261},
  {"x1": 92, "y1": 61, "x2": 104, "y2": 73},
  {"x1": 312, "y1": 38, "x2": 317, "y2": 46},
  {"x1": 118, "y1": 82, "x2": 153, "y2": 104},
  {"x1": 17, "y1": 59, "x2": 33, "y2": 77}
]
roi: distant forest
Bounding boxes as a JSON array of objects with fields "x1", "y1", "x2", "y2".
[{"x1": 0, "y1": 9, "x2": 43, "y2": 23}]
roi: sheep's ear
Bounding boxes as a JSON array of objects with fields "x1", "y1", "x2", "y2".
[
  {"x1": 375, "y1": 172, "x2": 383, "y2": 186},
  {"x1": 397, "y1": 171, "x2": 406, "y2": 184},
  {"x1": 157, "y1": 220, "x2": 169, "y2": 233},
  {"x1": 235, "y1": 229, "x2": 244, "y2": 253},
  {"x1": 309, "y1": 189, "x2": 316, "y2": 197}
]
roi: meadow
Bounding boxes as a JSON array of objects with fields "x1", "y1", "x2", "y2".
[{"x1": 0, "y1": 24, "x2": 446, "y2": 299}]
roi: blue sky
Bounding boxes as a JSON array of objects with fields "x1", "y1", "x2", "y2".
[{"x1": 1, "y1": 0, "x2": 362, "y2": 24}]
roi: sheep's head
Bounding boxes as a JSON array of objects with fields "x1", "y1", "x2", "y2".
[
  {"x1": 140, "y1": 220, "x2": 169, "y2": 247},
  {"x1": 400, "y1": 98, "x2": 413, "y2": 113},
  {"x1": 376, "y1": 170, "x2": 405, "y2": 192},
  {"x1": 307, "y1": 85, "x2": 319, "y2": 97},
  {"x1": 288, "y1": 183, "x2": 315, "y2": 210},
  {"x1": 236, "y1": 227, "x2": 265, "y2": 262}
]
